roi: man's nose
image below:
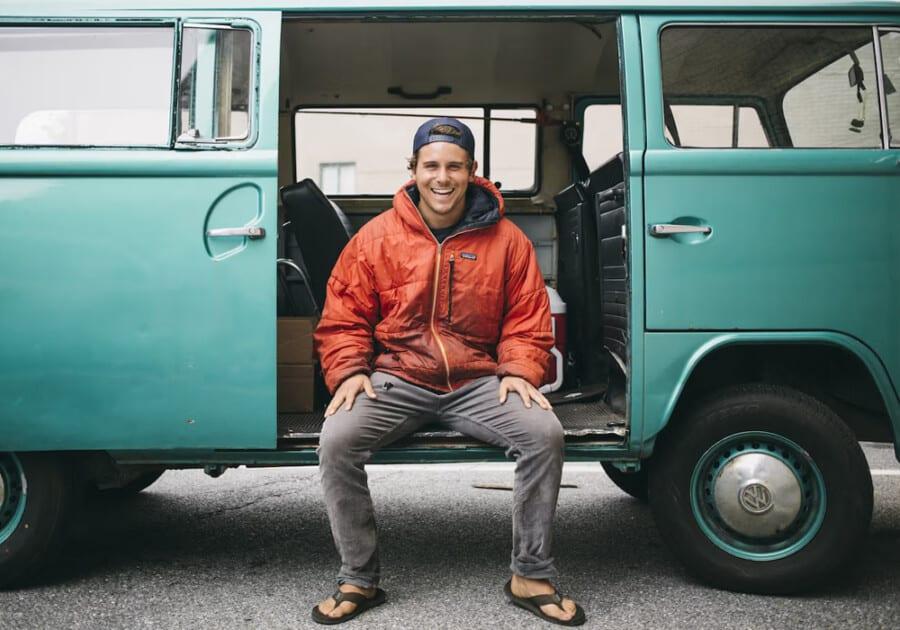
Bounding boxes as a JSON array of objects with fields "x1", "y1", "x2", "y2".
[{"x1": 436, "y1": 167, "x2": 451, "y2": 183}]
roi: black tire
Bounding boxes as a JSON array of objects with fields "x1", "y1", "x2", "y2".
[
  {"x1": 648, "y1": 384, "x2": 872, "y2": 594},
  {"x1": 96, "y1": 470, "x2": 165, "y2": 500},
  {"x1": 0, "y1": 453, "x2": 76, "y2": 589},
  {"x1": 601, "y1": 462, "x2": 649, "y2": 502}
]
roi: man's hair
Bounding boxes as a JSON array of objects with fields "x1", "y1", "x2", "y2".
[{"x1": 407, "y1": 124, "x2": 475, "y2": 172}]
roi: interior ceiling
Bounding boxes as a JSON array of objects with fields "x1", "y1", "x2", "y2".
[
  {"x1": 280, "y1": 20, "x2": 618, "y2": 107},
  {"x1": 662, "y1": 26, "x2": 872, "y2": 100}
]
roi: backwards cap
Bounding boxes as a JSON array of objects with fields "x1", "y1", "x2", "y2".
[{"x1": 412, "y1": 117, "x2": 476, "y2": 157}]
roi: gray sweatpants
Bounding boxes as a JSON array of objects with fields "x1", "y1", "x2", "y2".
[{"x1": 317, "y1": 371, "x2": 565, "y2": 588}]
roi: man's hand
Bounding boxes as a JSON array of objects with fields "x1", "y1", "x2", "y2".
[
  {"x1": 325, "y1": 373, "x2": 377, "y2": 417},
  {"x1": 498, "y1": 376, "x2": 552, "y2": 410}
]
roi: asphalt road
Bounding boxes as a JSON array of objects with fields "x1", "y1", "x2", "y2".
[{"x1": 1, "y1": 444, "x2": 898, "y2": 629}]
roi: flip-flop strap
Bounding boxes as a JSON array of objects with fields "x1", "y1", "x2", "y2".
[
  {"x1": 331, "y1": 590, "x2": 369, "y2": 606},
  {"x1": 529, "y1": 592, "x2": 566, "y2": 610}
]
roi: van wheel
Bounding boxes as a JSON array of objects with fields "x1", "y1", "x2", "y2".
[
  {"x1": 0, "y1": 453, "x2": 75, "y2": 589},
  {"x1": 97, "y1": 470, "x2": 165, "y2": 500},
  {"x1": 648, "y1": 384, "x2": 872, "y2": 594},
  {"x1": 601, "y1": 462, "x2": 648, "y2": 501}
]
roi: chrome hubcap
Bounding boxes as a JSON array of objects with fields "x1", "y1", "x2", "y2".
[{"x1": 713, "y1": 452, "x2": 803, "y2": 538}]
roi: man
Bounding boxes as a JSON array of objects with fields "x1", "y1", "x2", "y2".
[{"x1": 311, "y1": 117, "x2": 584, "y2": 626}]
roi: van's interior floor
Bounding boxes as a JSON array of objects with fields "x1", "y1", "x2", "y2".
[{"x1": 277, "y1": 398, "x2": 625, "y2": 448}]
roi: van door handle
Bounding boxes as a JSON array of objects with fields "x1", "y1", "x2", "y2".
[
  {"x1": 649, "y1": 224, "x2": 712, "y2": 237},
  {"x1": 206, "y1": 226, "x2": 266, "y2": 240}
]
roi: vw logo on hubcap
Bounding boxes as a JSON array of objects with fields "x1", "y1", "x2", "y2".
[{"x1": 739, "y1": 482, "x2": 774, "y2": 515}]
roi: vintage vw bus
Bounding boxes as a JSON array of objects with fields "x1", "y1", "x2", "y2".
[{"x1": 1, "y1": 0, "x2": 898, "y2": 594}]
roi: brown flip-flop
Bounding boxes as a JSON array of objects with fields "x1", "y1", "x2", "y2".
[
  {"x1": 311, "y1": 588, "x2": 387, "y2": 625},
  {"x1": 504, "y1": 579, "x2": 586, "y2": 626}
]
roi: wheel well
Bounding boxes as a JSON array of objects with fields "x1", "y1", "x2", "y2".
[{"x1": 673, "y1": 343, "x2": 893, "y2": 443}]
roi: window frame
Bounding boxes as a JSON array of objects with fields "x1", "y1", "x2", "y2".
[
  {"x1": 173, "y1": 18, "x2": 260, "y2": 151},
  {"x1": 0, "y1": 19, "x2": 177, "y2": 150},
  {"x1": 657, "y1": 21, "x2": 894, "y2": 151},
  {"x1": 575, "y1": 95, "x2": 624, "y2": 173},
  {"x1": 875, "y1": 26, "x2": 900, "y2": 148},
  {"x1": 291, "y1": 104, "x2": 542, "y2": 198}
]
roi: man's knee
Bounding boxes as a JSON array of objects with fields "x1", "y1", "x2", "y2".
[
  {"x1": 317, "y1": 415, "x2": 363, "y2": 463},
  {"x1": 520, "y1": 411, "x2": 565, "y2": 454}
]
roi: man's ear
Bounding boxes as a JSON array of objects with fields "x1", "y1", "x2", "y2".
[{"x1": 469, "y1": 160, "x2": 479, "y2": 180}]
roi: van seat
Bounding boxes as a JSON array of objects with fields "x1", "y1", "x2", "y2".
[{"x1": 280, "y1": 179, "x2": 354, "y2": 313}]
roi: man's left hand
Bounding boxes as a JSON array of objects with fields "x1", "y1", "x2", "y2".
[{"x1": 498, "y1": 376, "x2": 552, "y2": 410}]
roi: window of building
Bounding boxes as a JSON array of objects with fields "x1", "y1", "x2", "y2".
[
  {"x1": 660, "y1": 26, "x2": 881, "y2": 148},
  {"x1": 294, "y1": 107, "x2": 537, "y2": 195},
  {"x1": 0, "y1": 25, "x2": 174, "y2": 146},
  {"x1": 320, "y1": 162, "x2": 356, "y2": 194},
  {"x1": 178, "y1": 25, "x2": 253, "y2": 143},
  {"x1": 582, "y1": 103, "x2": 623, "y2": 169}
]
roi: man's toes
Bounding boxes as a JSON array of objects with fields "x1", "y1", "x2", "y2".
[
  {"x1": 327, "y1": 601, "x2": 357, "y2": 618},
  {"x1": 540, "y1": 603, "x2": 574, "y2": 621}
]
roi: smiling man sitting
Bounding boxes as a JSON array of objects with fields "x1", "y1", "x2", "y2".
[{"x1": 311, "y1": 117, "x2": 585, "y2": 626}]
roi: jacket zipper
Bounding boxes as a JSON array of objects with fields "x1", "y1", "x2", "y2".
[
  {"x1": 428, "y1": 243, "x2": 453, "y2": 391},
  {"x1": 447, "y1": 254, "x2": 455, "y2": 326}
]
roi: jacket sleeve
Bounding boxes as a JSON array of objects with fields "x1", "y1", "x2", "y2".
[
  {"x1": 495, "y1": 234, "x2": 553, "y2": 387},
  {"x1": 313, "y1": 235, "x2": 379, "y2": 394}
]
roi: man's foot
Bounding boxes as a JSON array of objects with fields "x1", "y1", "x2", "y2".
[
  {"x1": 315, "y1": 584, "x2": 379, "y2": 621},
  {"x1": 509, "y1": 575, "x2": 579, "y2": 623}
]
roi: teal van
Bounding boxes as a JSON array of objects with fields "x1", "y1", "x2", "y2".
[{"x1": 1, "y1": 0, "x2": 898, "y2": 594}]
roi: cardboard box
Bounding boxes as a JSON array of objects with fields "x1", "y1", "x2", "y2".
[
  {"x1": 277, "y1": 363, "x2": 315, "y2": 413},
  {"x1": 277, "y1": 317, "x2": 317, "y2": 364}
]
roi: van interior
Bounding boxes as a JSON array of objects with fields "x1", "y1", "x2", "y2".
[{"x1": 273, "y1": 15, "x2": 629, "y2": 450}]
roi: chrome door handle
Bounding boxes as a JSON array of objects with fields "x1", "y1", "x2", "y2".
[
  {"x1": 649, "y1": 224, "x2": 712, "y2": 237},
  {"x1": 206, "y1": 226, "x2": 266, "y2": 240}
]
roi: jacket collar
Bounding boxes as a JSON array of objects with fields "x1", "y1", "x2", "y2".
[{"x1": 394, "y1": 176, "x2": 505, "y2": 239}]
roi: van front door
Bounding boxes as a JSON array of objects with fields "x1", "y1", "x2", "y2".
[
  {"x1": 640, "y1": 16, "x2": 900, "y2": 388},
  {"x1": 0, "y1": 13, "x2": 281, "y2": 450}
]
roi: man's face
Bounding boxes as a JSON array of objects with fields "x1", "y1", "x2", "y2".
[{"x1": 412, "y1": 142, "x2": 477, "y2": 229}]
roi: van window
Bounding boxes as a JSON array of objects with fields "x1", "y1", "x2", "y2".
[
  {"x1": 582, "y1": 103, "x2": 623, "y2": 169},
  {"x1": 178, "y1": 26, "x2": 253, "y2": 143},
  {"x1": 783, "y1": 40, "x2": 879, "y2": 148},
  {"x1": 880, "y1": 30, "x2": 900, "y2": 147},
  {"x1": 660, "y1": 26, "x2": 880, "y2": 148},
  {"x1": 294, "y1": 107, "x2": 537, "y2": 194},
  {"x1": 0, "y1": 26, "x2": 174, "y2": 146},
  {"x1": 668, "y1": 105, "x2": 769, "y2": 148}
]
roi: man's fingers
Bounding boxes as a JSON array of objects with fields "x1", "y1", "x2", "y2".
[
  {"x1": 498, "y1": 382, "x2": 508, "y2": 404},
  {"x1": 513, "y1": 382, "x2": 533, "y2": 408},
  {"x1": 529, "y1": 386, "x2": 552, "y2": 410},
  {"x1": 325, "y1": 393, "x2": 344, "y2": 417},
  {"x1": 362, "y1": 378, "x2": 378, "y2": 399}
]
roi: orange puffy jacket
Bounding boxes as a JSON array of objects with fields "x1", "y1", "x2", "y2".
[{"x1": 314, "y1": 177, "x2": 552, "y2": 394}]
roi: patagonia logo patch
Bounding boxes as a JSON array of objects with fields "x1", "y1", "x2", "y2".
[{"x1": 460, "y1": 252, "x2": 477, "y2": 261}]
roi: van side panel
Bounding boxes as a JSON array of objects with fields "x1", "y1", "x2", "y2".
[{"x1": 0, "y1": 12, "x2": 282, "y2": 451}]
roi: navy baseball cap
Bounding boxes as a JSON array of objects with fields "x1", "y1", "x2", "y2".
[{"x1": 412, "y1": 117, "x2": 476, "y2": 157}]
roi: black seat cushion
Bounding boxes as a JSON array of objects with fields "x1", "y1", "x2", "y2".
[{"x1": 280, "y1": 179, "x2": 353, "y2": 312}]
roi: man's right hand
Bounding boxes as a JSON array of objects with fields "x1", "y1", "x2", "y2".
[{"x1": 324, "y1": 373, "x2": 377, "y2": 417}]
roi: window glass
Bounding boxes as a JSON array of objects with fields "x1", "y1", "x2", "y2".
[
  {"x1": 880, "y1": 30, "x2": 900, "y2": 147},
  {"x1": 0, "y1": 26, "x2": 173, "y2": 146},
  {"x1": 320, "y1": 162, "x2": 356, "y2": 195},
  {"x1": 582, "y1": 103, "x2": 623, "y2": 169},
  {"x1": 296, "y1": 108, "x2": 483, "y2": 195},
  {"x1": 178, "y1": 26, "x2": 252, "y2": 142},
  {"x1": 669, "y1": 105, "x2": 768, "y2": 147},
  {"x1": 661, "y1": 26, "x2": 877, "y2": 148},
  {"x1": 488, "y1": 108, "x2": 538, "y2": 191},
  {"x1": 296, "y1": 107, "x2": 537, "y2": 195},
  {"x1": 783, "y1": 40, "x2": 879, "y2": 148}
]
